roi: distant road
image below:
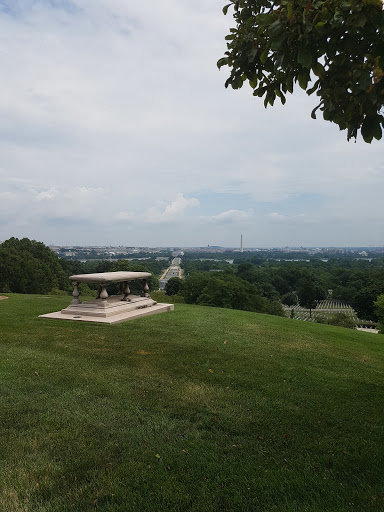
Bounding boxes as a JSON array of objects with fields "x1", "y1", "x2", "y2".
[{"x1": 159, "y1": 258, "x2": 182, "y2": 290}]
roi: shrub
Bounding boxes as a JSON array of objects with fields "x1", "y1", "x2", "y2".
[
  {"x1": 327, "y1": 313, "x2": 356, "y2": 329},
  {"x1": 151, "y1": 291, "x2": 185, "y2": 304},
  {"x1": 48, "y1": 288, "x2": 69, "y2": 296},
  {"x1": 265, "y1": 300, "x2": 285, "y2": 317}
]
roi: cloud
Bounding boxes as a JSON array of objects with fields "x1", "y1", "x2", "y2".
[
  {"x1": 211, "y1": 209, "x2": 254, "y2": 225},
  {"x1": 146, "y1": 194, "x2": 199, "y2": 223},
  {"x1": 0, "y1": 182, "x2": 106, "y2": 225},
  {"x1": 35, "y1": 187, "x2": 58, "y2": 201}
]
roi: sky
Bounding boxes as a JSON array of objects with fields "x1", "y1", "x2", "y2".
[{"x1": 0, "y1": 0, "x2": 383, "y2": 248}]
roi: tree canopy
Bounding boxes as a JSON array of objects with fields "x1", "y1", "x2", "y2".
[
  {"x1": 374, "y1": 293, "x2": 384, "y2": 332},
  {"x1": 165, "y1": 277, "x2": 184, "y2": 296},
  {"x1": 297, "y1": 276, "x2": 316, "y2": 316},
  {"x1": 218, "y1": 0, "x2": 384, "y2": 142},
  {"x1": 0, "y1": 237, "x2": 68, "y2": 294}
]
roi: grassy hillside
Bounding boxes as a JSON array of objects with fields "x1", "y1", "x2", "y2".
[{"x1": 0, "y1": 294, "x2": 383, "y2": 512}]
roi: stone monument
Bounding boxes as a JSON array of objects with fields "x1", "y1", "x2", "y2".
[{"x1": 39, "y1": 271, "x2": 174, "y2": 324}]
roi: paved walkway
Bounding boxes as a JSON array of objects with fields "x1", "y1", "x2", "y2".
[{"x1": 355, "y1": 327, "x2": 379, "y2": 334}]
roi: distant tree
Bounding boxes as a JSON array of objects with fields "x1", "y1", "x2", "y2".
[
  {"x1": 270, "y1": 275, "x2": 291, "y2": 296},
  {"x1": 332, "y1": 285, "x2": 358, "y2": 304},
  {"x1": 0, "y1": 237, "x2": 67, "y2": 294},
  {"x1": 196, "y1": 277, "x2": 236, "y2": 309},
  {"x1": 109, "y1": 259, "x2": 159, "y2": 293},
  {"x1": 281, "y1": 292, "x2": 298, "y2": 307},
  {"x1": 276, "y1": 264, "x2": 304, "y2": 289},
  {"x1": 298, "y1": 277, "x2": 316, "y2": 318},
  {"x1": 374, "y1": 294, "x2": 384, "y2": 333},
  {"x1": 352, "y1": 285, "x2": 382, "y2": 321},
  {"x1": 314, "y1": 284, "x2": 327, "y2": 301},
  {"x1": 165, "y1": 277, "x2": 183, "y2": 296},
  {"x1": 181, "y1": 272, "x2": 277, "y2": 314},
  {"x1": 182, "y1": 273, "x2": 211, "y2": 304},
  {"x1": 237, "y1": 263, "x2": 259, "y2": 283},
  {"x1": 237, "y1": 263, "x2": 279, "y2": 299},
  {"x1": 195, "y1": 274, "x2": 269, "y2": 312},
  {"x1": 219, "y1": 0, "x2": 384, "y2": 142}
]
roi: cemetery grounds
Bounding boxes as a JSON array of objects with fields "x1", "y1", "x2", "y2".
[{"x1": 283, "y1": 299, "x2": 377, "y2": 329}]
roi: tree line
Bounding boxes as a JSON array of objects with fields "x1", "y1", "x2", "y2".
[
  {"x1": 166, "y1": 256, "x2": 384, "y2": 322},
  {"x1": 0, "y1": 238, "x2": 168, "y2": 295}
]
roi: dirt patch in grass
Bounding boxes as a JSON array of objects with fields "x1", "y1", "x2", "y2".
[{"x1": 0, "y1": 296, "x2": 8, "y2": 300}]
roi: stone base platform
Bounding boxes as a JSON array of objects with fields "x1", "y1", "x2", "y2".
[{"x1": 39, "y1": 295, "x2": 174, "y2": 325}]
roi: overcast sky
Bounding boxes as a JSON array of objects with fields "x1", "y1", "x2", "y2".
[{"x1": 0, "y1": 0, "x2": 383, "y2": 248}]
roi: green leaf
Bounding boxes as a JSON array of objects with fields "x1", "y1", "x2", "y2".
[
  {"x1": 286, "y1": 76, "x2": 294, "y2": 93},
  {"x1": 246, "y1": 16, "x2": 254, "y2": 29},
  {"x1": 260, "y1": 48, "x2": 269, "y2": 64},
  {"x1": 249, "y1": 76, "x2": 258, "y2": 88},
  {"x1": 254, "y1": 86, "x2": 267, "y2": 97},
  {"x1": 356, "y1": 72, "x2": 371, "y2": 92},
  {"x1": 298, "y1": 46, "x2": 312, "y2": 69},
  {"x1": 323, "y1": 110, "x2": 331, "y2": 121},
  {"x1": 247, "y1": 48, "x2": 258, "y2": 62},
  {"x1": 268, "y1": 20, "x2": 283, "y2": 38},
  {"x1": 217, "y1": 58, "x2": 228, "y2": 69},
  {"x1": 232, "y1": 74, "x2": 243, "y2": 89},
  {"x1": 240, "y1": 7, "x2": 252, "y2": 21},
  {"x1": 361, "y1": 116, "x2": 381, "y2": 143},
  {"x1": 222, "y1": 4, "x2": 231, "y2": 15},
  {"x1": 298, "y1": 74, "x2": 309, "y2": 90},
  {"x1": 354, "y1": 13, "x2": 367, "y2": 27},
  {"x1": 271, "y1": 35, "x2": 286, "y2": 51},
  {"x1": 311, "y1": 103, "x2": 321, "y2": 119},
  {"x1": 257, "y1": 13, "x2": 273, "y2": 27},
  {"x1": 307, "y1": 80, "x2": 319, "y2": 95},
  {"x1": 313, "y1": 62, "x2": 325, "y2": 78}
]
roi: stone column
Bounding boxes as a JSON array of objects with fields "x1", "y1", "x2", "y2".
[
  {"x1": 70, "y1": 281, "x2": 81, "y2": 305},
  {"x1": 122, "y1": 281, "x2": 131, "y2": 302},
  {"x1": 99, "y1": 285, "x2": 109, "y2": 307},
  {"x1": 141, "y1": 279, "x2": 149, "y2": 298}
]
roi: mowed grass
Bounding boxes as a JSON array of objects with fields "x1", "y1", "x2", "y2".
[{"x1": 0, "y1": 294, "x2": 383, "y2": 512}]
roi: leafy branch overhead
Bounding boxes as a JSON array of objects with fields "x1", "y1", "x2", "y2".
[{"x1": 218, "y1": 0, "x2": 384, "y2": 142}]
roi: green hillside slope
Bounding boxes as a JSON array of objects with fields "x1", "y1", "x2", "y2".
[{"x1": 0, "y1": 295, "x2": 383, "y2": 512}]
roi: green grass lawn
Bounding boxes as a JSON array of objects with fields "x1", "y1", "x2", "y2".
[{"x1": 0, "y1": 294, "x2": 383, "y2": 512}]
